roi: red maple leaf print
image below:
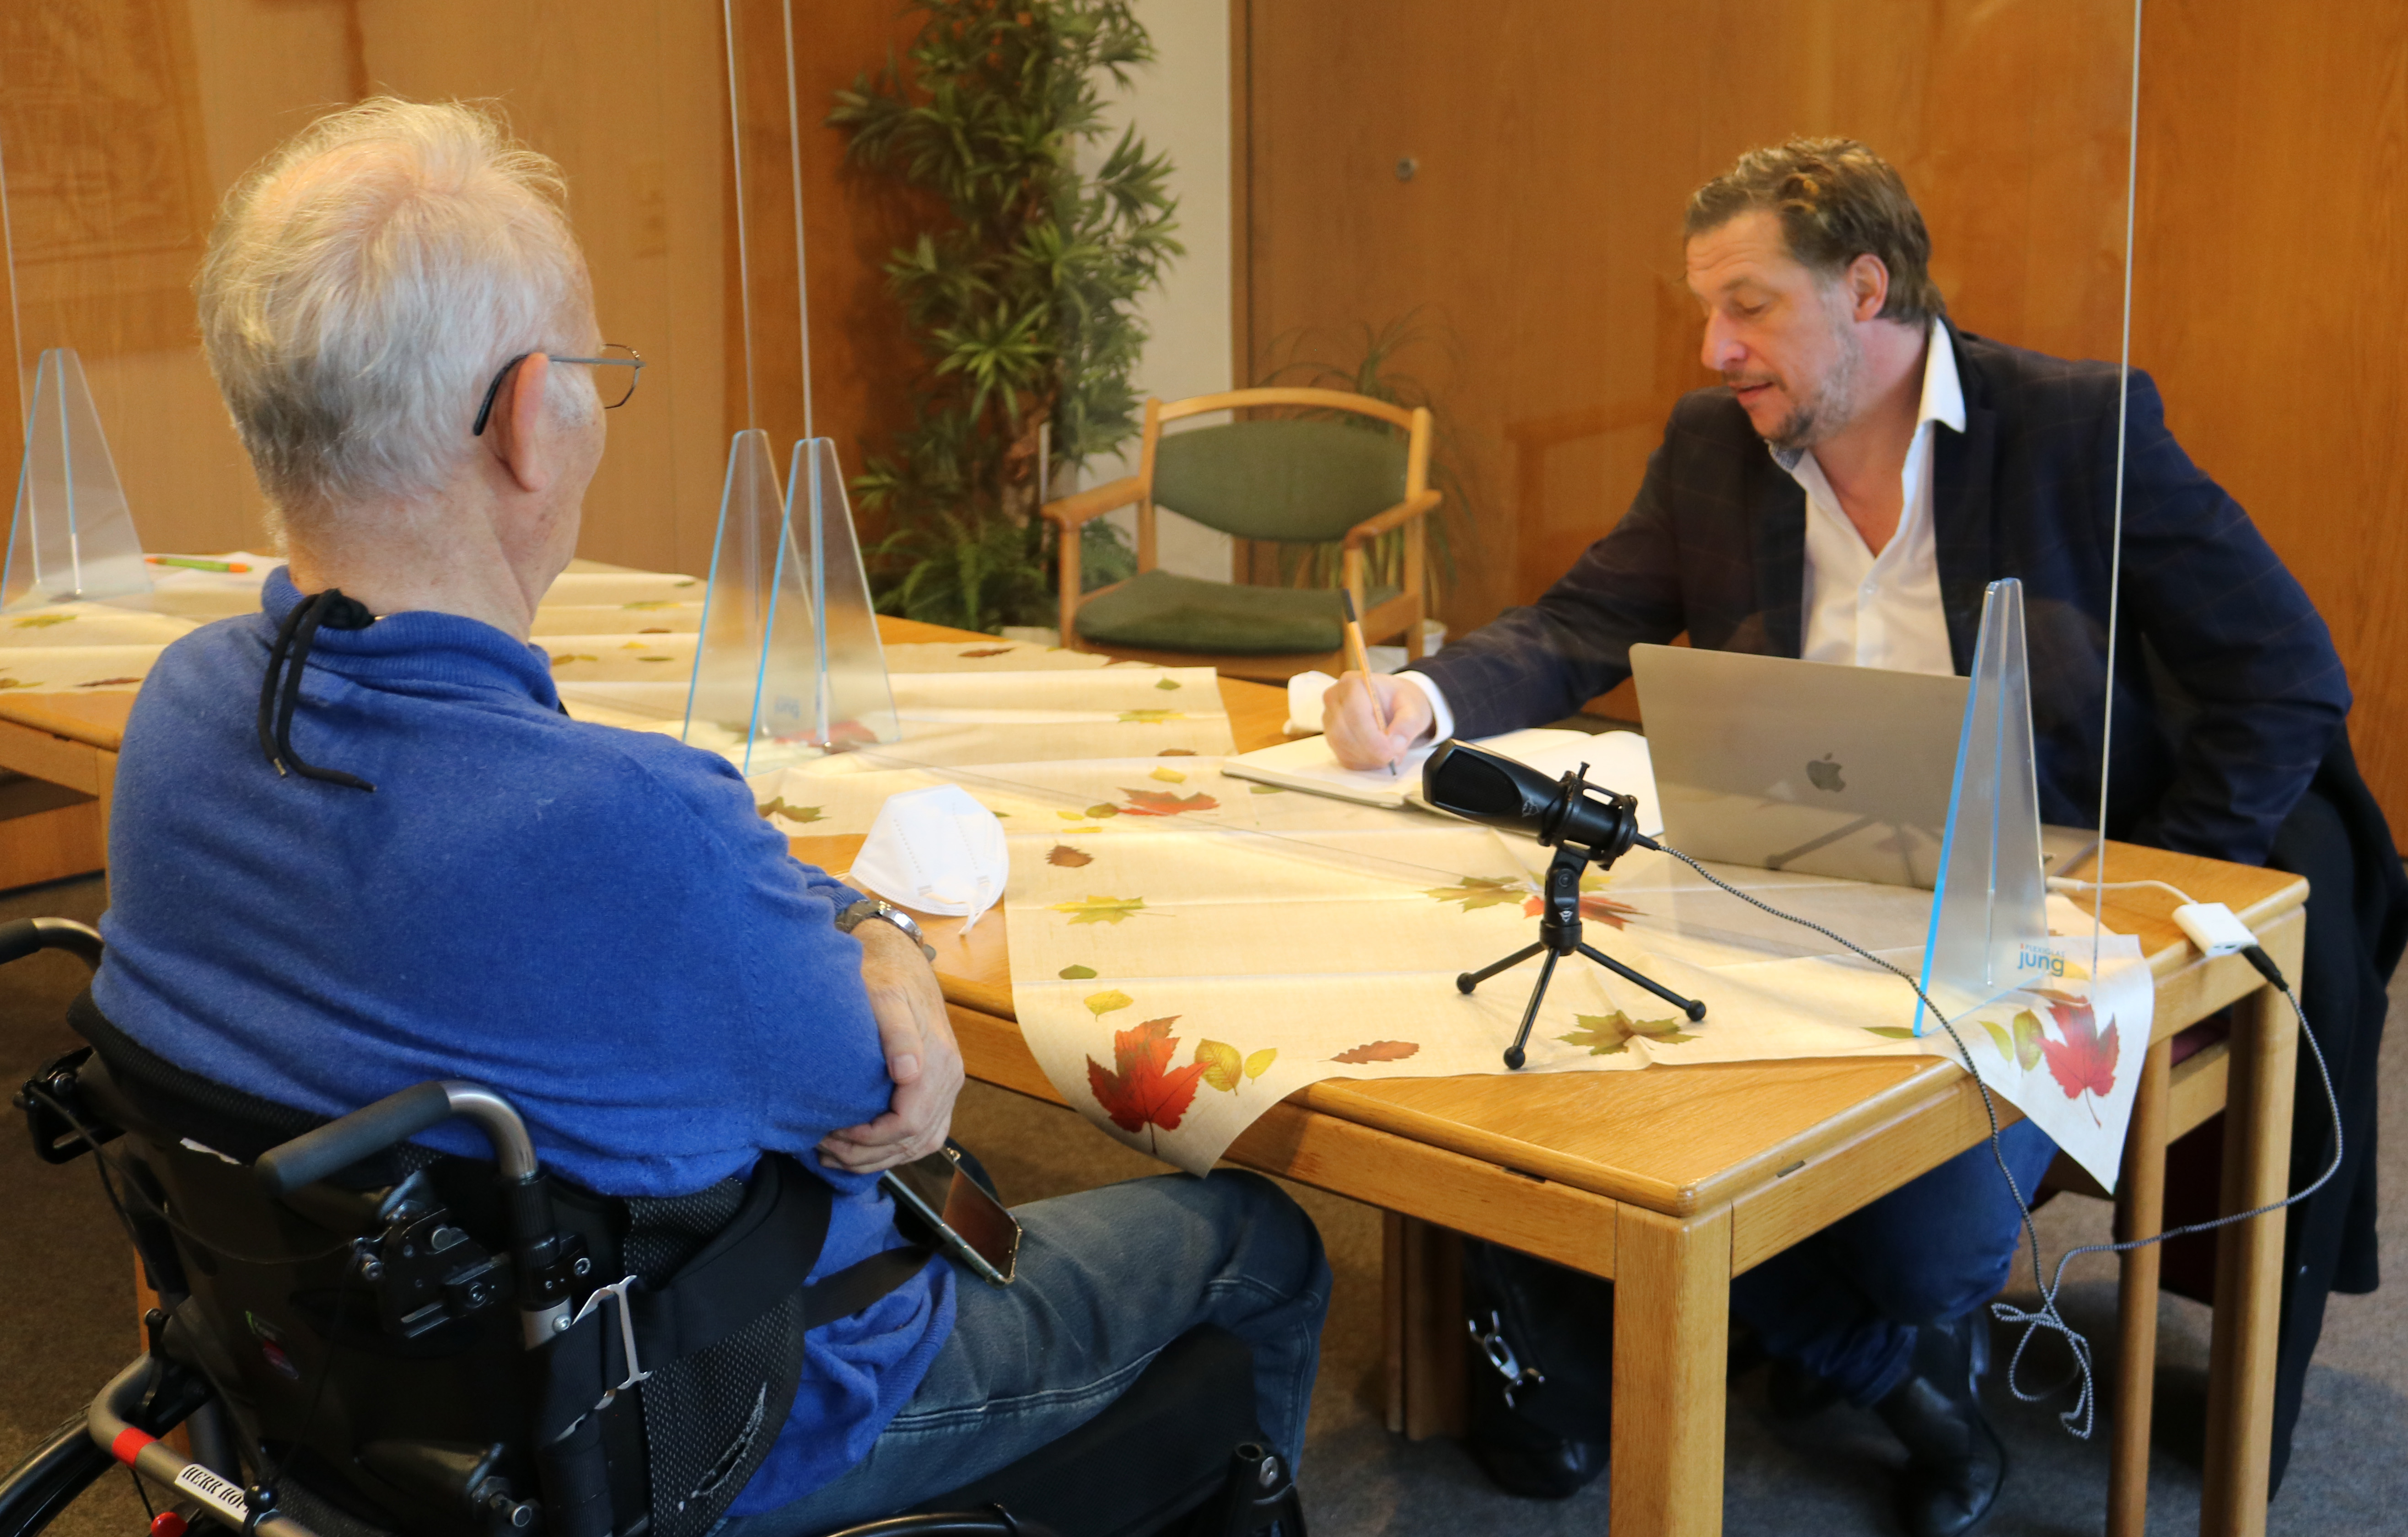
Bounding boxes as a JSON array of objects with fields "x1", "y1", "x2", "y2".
[
  {"x1": 1117, "y1": 787, "x2": 1220, "y2": 816},
  {"x1": 2035, "y1": 989, "x2": 2119, "y2": 1123},
  {"x1": 1086, "y1": 1016, "x2": 1209, "y2": 1147}
]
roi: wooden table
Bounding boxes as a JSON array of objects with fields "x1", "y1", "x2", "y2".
[
  {"x1": 0, "y1": 690, "x2": 131, "y2": 885},
  {"x1": 24, "y1": 616, "x2": 2303, "y2": 1537},
  {"x1": 804, "y1": 621, "x2": 2305, "y2": 1537}
]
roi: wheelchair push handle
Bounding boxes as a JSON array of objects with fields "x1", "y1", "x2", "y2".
[
  {"x1": 0, "y1": 916, "x2": 103, "y2": 972},
  {"x1": 255, "y1": 1080, "x2": 540, "y2": 1195}
]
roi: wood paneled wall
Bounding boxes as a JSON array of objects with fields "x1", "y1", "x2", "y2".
[
  {"x1": 0, "y1": 0, "x2": 921, "y2": 579},
  {"x1": 1241, "y1": 0, "x2": 2135, "y2": 635},
  {"x1": 1242, "y1": 0, "x2": 2408, "y2": 826},
  {"x1": 2131, "y1": 0, "x2": 2408, "y2": 826}
]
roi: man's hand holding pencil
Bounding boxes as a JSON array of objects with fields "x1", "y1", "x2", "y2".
[{"x1": 1326, "y1": 591, "x2": 1435, "y2": 773}]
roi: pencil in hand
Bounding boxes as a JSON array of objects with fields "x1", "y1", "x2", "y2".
[{"x1": 1340, "y1": 590, "x2": 1398, "y2": 777}]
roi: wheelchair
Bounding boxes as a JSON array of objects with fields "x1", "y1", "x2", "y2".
[{"x1": 0, "y1": 919, "x2": 1306, "y2": 1537}]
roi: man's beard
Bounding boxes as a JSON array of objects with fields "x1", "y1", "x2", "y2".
[{"x1": 1743, "y1": 325, "x2": 1864, "y2": 455}]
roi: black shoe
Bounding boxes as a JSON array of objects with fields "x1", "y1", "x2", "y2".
[
  {"x1": 1873, "y1": 1317, "x2": 2006, "y2": 1537},
  {"x1": 1464, "y1": 1356, "x2": 1607, "y2": 1499}
]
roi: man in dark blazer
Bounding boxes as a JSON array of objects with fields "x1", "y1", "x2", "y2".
[{"x1": 1326, "y1": 140, "x2": 2350, "y2": 1536}]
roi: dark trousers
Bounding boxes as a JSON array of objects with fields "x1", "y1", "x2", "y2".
[{"x1": 1731, "y1": 1118, "x2": 2058, "y2": 1404}]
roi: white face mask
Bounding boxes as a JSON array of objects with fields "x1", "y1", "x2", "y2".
[{"x1": 849, "y1": 783, "x2": 1009, "y2": 931}]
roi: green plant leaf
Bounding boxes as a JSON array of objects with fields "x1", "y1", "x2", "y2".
[
  {"x1": 1864, "y1": 1026, "x2": 1920, "y2": 1040},
  {"x1": 1154, "y1": 676, "x2": 1181, "y2": 690},
  {"x1": 758, "y1": 798, "x2": 823, "y2": 824},
  {"x1": 1059, "y1": 964, "x2": 1097, "y2": 979}
]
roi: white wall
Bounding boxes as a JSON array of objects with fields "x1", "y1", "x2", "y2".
[{"x1": 1082, "y1": 0, "x2": 1232, "y2": 582}]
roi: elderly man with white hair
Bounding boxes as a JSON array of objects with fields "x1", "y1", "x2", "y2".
[{"x1": 89, "y1": 98, "x2": 1328, "y2": 1534}]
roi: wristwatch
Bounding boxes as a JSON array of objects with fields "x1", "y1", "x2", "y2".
[{"x1": 835, "y1": 897, "x2": 937, "y2": 960}]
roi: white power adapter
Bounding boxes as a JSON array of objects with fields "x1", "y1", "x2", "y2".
[{"x1": 2172, "y1": 901, "x2": 2256, "y2": 958}]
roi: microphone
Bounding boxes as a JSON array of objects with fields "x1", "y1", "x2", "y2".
[{"x1": 1421, "y1": 739, "x2": 1653, "y2": 862}]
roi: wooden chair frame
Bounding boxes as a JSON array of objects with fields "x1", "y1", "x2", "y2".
[{"x1": 1040, "y1": 387, "x2": 1440, "y2": 682}]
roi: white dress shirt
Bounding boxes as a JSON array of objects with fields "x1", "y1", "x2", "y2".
[
  {"x1": 1785, "y1": 317, "x2": 1963, "y2": 677},
  {"x1": 1400, "y1": 320, "x2": 1964, "y2": 742}
]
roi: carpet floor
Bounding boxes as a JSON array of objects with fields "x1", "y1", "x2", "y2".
[{"x1": 3, "y1": 872, "x2": 2398, "y2": 1536}]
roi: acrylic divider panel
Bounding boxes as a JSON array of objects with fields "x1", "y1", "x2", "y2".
[
  {"x1": 684, "y1": 433, "x2": 901, "y2": 774},
  {"x1": 1919, "y1": 578, "x2": 2051, "y2": 1031},
  {"x1": 5, "y1": 350, "x2": 151, "y2": 613},
  {"x1": 793, "y1": 436, "x2": 899, "y2": 752}
]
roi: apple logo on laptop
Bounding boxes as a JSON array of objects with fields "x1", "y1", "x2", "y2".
[{"x1": 1807, "y1": 754, "x2": 1846, "y2": 792}]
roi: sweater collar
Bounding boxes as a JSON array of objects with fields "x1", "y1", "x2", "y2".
[{"x1": 260, "y1": 566, "x2": 564, "y2": 709}]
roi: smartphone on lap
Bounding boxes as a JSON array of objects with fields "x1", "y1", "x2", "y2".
[{"x1": 880, "y1": 1147, "x2": 1021, "y2": 1286}]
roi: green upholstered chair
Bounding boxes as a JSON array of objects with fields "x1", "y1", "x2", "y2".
[{"x1": 1041, "y1": 388, "x2": 1440, "y2": 683}]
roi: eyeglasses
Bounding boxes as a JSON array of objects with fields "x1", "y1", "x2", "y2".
[{"x1": 471, "y1": 343, "x2": 644, "y2": 436}]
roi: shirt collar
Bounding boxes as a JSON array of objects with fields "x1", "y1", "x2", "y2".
[
  {"x1": 258, "y1": 565, "x2": 564, "y2": 709},
  {"x1": 1769, "y1": 317, "x2": 1965, "y2": 472}
]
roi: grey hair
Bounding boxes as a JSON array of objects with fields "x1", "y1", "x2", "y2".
[{"x1": 196, "y1": 98, "x2": 596, "y2": 527}]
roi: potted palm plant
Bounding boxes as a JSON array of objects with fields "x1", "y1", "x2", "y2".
[{"x1": 832, "y1": 0, "x2": 1179, "y2": 634}]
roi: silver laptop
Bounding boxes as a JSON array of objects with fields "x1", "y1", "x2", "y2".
[{"x1": 1629, "y1": 645, "x2": 2095, "y2": 889}]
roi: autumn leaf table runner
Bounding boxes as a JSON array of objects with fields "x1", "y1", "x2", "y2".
[
  {"x1": 747, "y1": 751, "x2": 2154, "y2": 1185},
  {"x1": 18, "y1": 563, "x2": 2148, "y2": 1185}
]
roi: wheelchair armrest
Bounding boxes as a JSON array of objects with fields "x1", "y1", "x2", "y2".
[
  {"x1": 0, "y1": 918, "x2": 102, "y2": 973},
  {"x1": 254, "y1": 1081, "x2": 494, "y2": 1196}
]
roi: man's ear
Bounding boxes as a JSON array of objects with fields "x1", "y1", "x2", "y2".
[
  {"x1": 485, "y1": 352, "x2": 554, "y2": 495},
  {"x1": 1846, "y1": 253, "x2": 1891, "y2": 324}
]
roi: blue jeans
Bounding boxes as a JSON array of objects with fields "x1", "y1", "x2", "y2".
[
  {"x1": 1731, "y1": 1118, "x2": 2058, "y2": 1405},
  {"x1": 719, "y1": 1170, "x2": 1331, "y2": 1537}
]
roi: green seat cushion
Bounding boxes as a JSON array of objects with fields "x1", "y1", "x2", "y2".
[
  {"x1": 1075, "y1": 570, "x2": 1401, "y2": 656},
  {"x1": 1152, "y1": 419, "x2": 1410, "y2": 541}
]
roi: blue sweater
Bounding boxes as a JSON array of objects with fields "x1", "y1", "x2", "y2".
[{"x1": 93, "y1": 569, "x2": 953, "y2": 1513}]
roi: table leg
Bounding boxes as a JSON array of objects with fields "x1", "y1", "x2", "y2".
[
  {"x1": 1381, "y1": 1213, "x2": 1467, "y2": 1439},
  {"x1": 2198, "y1": 984, "x2": 2298, "y2": 1537},
  {"x1": 1611, "y1": 1203, "x2": 1730, "y2": 1537},
  {"x1": 2109, "y1": 1035, "x2": 2173, "y2": 1537}
]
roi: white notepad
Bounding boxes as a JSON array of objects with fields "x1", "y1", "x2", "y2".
[{"x1": 1224, "y1": 725, "x2": 1660, "y2": 833}]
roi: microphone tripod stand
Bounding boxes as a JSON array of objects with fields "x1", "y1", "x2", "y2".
[{"x1": 1459, "y1": 839, "x2": 1707, "y2": 1070}]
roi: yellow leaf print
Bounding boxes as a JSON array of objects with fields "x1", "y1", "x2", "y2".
[
  {"x1": 1051, "y1": 895, "x2": 1149, "y2": 925},
  {"x1": 11, "y1": 613, "x2": 73, "y2": 629},
  {"x1": 1149, "y1": 766, "x2": 1187, "y2": 784},
  {"x1": 1559, "y1": 1010, "x2": 1697, "y2": 1056},
  {"x1": 1194, "y1": 1039, "x2": 1243, "y2": 1092},
  {"x1": 1424, "y1": 876, "x2": 1524, "y2": 913},
  {"x1": 1117, "y1": 709, "x2": 1184, "y2": 724},
  {"x1": 1084, "y1": 989, "x2": 1134, "y2": 1017},
  {"x1": 1194, "y1": 1041, "x2": 1279, "y2": 1095}
]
